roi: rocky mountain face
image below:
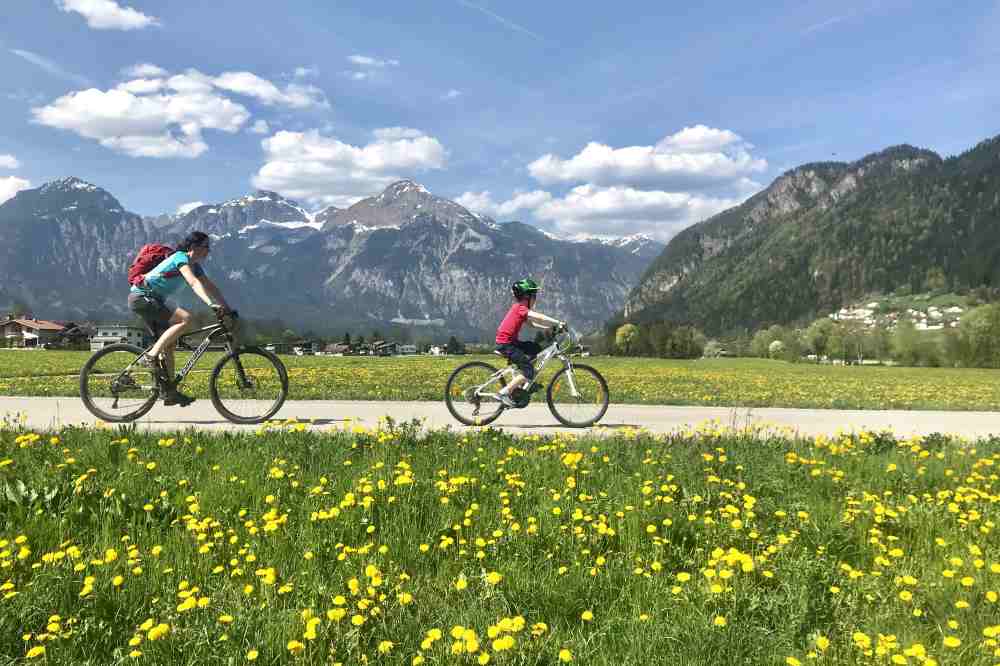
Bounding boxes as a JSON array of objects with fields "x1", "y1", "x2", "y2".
[
  {"x1": 625, "y1": 136, "x2": 1000, "y2": 335},
  {"x1": 0, "y1": 178, "x2": 663, "y2": 336}
]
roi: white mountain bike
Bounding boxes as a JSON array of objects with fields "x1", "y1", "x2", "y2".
[{"x1": 444, "y1": 326, "x2": 609, "y2": 428}]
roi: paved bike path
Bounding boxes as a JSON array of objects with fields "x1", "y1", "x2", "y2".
[{"x1": 2, "y1": 397, "x2": 999, "y2": 438}]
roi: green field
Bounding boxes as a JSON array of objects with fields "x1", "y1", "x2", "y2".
[
  {"x1": 2, "y1": 422, "x2": 998, "y2": 664},
  {"x1": 3, "y1": 350, "x2": 1000, "y2": 410}
]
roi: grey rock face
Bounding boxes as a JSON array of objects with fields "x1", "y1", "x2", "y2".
[{"x1": 0, "y1": 179, "x2": 663, "y2": 335}]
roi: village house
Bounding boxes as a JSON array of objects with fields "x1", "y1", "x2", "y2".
[
  {"x1": 90, "y1": 323, "x2": 149, "y2": 351},
  {"x1": 0, "y1": 316, "x2": 66, "y2": 348}
]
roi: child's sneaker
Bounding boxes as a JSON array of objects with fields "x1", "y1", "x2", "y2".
[{"x1": 497, "y1": 393, "x2": 517, "y2": 408}]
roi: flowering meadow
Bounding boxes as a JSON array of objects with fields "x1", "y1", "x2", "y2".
[
  {"x1": 2, "y1": 418, "x2": 1000, "y2": 664},
  {"x1": 5, "y1": 352, "x2": 1000, "y2": 410}
]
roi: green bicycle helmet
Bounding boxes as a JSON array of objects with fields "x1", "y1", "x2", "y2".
[{"x1": 512, "y1": 278, "x2": 540, "y2": 300}]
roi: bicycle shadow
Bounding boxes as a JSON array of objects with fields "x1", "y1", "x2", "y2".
[
  {"x1": 491, "y1": 422, "x2": 639, "y2": 430},
  {"x1": 143, "y1": 418, "x2": 347, "y2": 427}
]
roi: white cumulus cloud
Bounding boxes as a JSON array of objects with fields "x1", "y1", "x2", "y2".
[
  {"x1": 176, "y1": 201, "x2": 204, "y2": 215},
  {"x1": 345, "y1": 55, "x2": 400, "y2": 82},
  {"x1": 455, "y1": 190, "x2": 552, "y2": 220},
  {"x1": 252, "y1": 128, "x2": 446, "y2": 208},
  {"x1": 116, "y1": 78, "x2": 164, "y2": 94},
  {"x1": 212, "y1": 71, "x2": 327, "y2": 109},
  {"x1": 32, "y1": 66, "x2": 328, "y2": 158},
  {"x1": 532, "y1": 184, "x2": 740, "y2": 239},
  {"x1": 441, "y1": 89, "x2": 462, "y2": 101},
  {"x1": 56, "y1": 0, "x2": 159, "y2": 30},
  {"x1": 122, "y1": 63, "x2": 168, "y2": 78},
  {"x1": 347, "y1": 55, "x2": 399, "y2": 68},
  {"x1": 33, "y1": 83, "x2": 248, "y2": 158},
  {"x1": 294, "y1": 66, "x2": 319, "y2": 78},
  {"x1": 528, "y1": 124, "x2": 766, "y2": 190},
  {"x1": 0, "y1": 176, "x2": 32, "y2": 205},
  {"x1": 0, "y1": 154, "x2": 20, "y2": 169}
]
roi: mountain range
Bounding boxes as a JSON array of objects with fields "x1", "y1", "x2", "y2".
[
  {"x1": 625, "y1": 134, "x2": 1000, "y2": 336},
  {"x1": 0, "y1": 178, "x2": 663, "y2": 336}
]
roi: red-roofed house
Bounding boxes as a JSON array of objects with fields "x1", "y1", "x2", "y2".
[{"x1": 1, "y1": 317, "x2": 66, "y2": 348}]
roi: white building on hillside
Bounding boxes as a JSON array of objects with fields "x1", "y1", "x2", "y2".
[{"x1": 90, "y1": 323, "x2": 148, "y2": 351}]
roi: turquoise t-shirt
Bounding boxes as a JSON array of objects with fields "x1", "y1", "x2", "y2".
[{"x1": 130, "y1": 250, "x2": 204, "y2": 299}]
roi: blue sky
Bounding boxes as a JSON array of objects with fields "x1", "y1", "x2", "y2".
[{"x1": 1, "y1": 0, "x2": 997, "y2": 240}]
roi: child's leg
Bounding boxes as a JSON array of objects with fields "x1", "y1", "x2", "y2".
[{"x1": 499, "y1": 346, "x2": 533, "y2": 395}]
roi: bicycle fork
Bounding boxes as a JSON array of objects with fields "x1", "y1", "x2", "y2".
[{"x1": 561, "y1": 360, "x2": 582, "y2": 398}]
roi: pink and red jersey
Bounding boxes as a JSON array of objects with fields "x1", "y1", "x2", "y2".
[{"x1": 496, "y1": 302, "x2": 530, "y2": 344}]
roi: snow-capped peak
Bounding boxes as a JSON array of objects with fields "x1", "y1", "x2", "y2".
[
  {"x1": 379, "y1": 180, "x2": 431, "y2": 201},
  {"x1": 42, "y1": 177, "x2": 101, "y2": 193}
]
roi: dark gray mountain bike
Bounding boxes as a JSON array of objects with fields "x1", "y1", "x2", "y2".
[
  {"x1": 444, "y1": 327, "x2": 609, "y2": 428},
  {"x1": 79, "y1": 311, "x2": 288, "y2": 424}
]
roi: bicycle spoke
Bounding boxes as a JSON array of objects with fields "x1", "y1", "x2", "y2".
[
  {"x1": 445, "y1": 362, "x2": 506, "y2": 426},
  {"x1": 80, "y1": 345, "x2": 159, "y2": 422},
  {"x1": 547, "y1": 364, "x2": 609, "y2": 428},
  {"x1": 210, "y1": 349, "x2": 287, "y2": 424}
]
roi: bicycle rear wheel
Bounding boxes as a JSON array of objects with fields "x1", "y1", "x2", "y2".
[
  {"x1": 444, "y1": 361, "x2": 506, "y2": 426},
  {"x1": 209, "y1": 347, "x2": 288, "y2": 424},
  {"x1": 546, "y1": 364, "x2": 609, "y2": 428},
  {"x1": 79, "y1": 343, "x2": 159, "y2": 422}
]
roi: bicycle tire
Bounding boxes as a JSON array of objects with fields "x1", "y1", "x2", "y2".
[
  {"x1": 444, "y1": 361, "x2": 506, "y2": 426},
  {"x1": 546, "y1": 364, "x2": 609, "y2": 428},
  {"x1": 79, "y1": 343, "x2": 160, "y2": 422},
  {"x1": 209, "y1": 346, "x2": 288, "y2": 424}
]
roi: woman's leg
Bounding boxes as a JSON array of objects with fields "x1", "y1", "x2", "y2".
[{"x1": 150, "y1": 307, "x2": 190, "y2": 389}]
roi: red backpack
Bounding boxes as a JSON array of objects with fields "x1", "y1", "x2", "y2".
[{"x1": 127, "y1": 244, "x2": 174, "y2": 286}]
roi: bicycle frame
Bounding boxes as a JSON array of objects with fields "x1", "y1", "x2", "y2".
[
  {"x1": 477, "y1": 330, "x2": 582, "y2": 400},
  {"x1": 171, "y1": 322, "x2": 236, "y2": 384},
  {"x1": 120, "y1": 317, "x2": 240, "y2": 388}
]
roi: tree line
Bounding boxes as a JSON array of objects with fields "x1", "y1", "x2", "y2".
[
  {"x1": 598, "y1": 320, "x2": 707, "y2": 358},
  {"x1": 734, "y1": 303, "x2": 1000, "y2": 368}
]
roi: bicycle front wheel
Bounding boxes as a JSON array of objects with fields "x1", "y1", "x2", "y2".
[
  {"x1": 444, "y1": 361, "x2": 506, "y2": 426},
  {"x1": 79, "y1": 343, "x2": 159, "y2": 422},
  {"x1": 209, "y1": 347, "x2": 288, "y2": 424},
  {"x1": 546, "y1": 364, "x2": 609, "y2": 428}
]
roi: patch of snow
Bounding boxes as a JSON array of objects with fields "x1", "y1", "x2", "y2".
[
  {"x1": 262, "y1": 219, "x2": 323, "y2": 231},
  {"x1": 349, "y1": 221, "x2": 399, "y2": 233},
  {"x1": 238, "y1": 224, "x2": 261, "y2": 234}
]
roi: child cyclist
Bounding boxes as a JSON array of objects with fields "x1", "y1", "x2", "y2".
[
  {"x1": 495, "y1": 278, "x2": 565, "y2": 408},
  {"x1": 128, "y1": 231, "x2": 232, "y2": 406}
]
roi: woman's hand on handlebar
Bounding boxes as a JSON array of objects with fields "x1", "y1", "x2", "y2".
[{"x1": 211, "y1": 304, "x2": 238, "y2": 320}]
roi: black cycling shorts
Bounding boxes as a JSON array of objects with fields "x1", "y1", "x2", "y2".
[
  {"x1": 128, "y1": 293, "x2": 174, "y2": 339},
  {"x1": 495, "y1": 340, "x2": 542, "y2": 380}
]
